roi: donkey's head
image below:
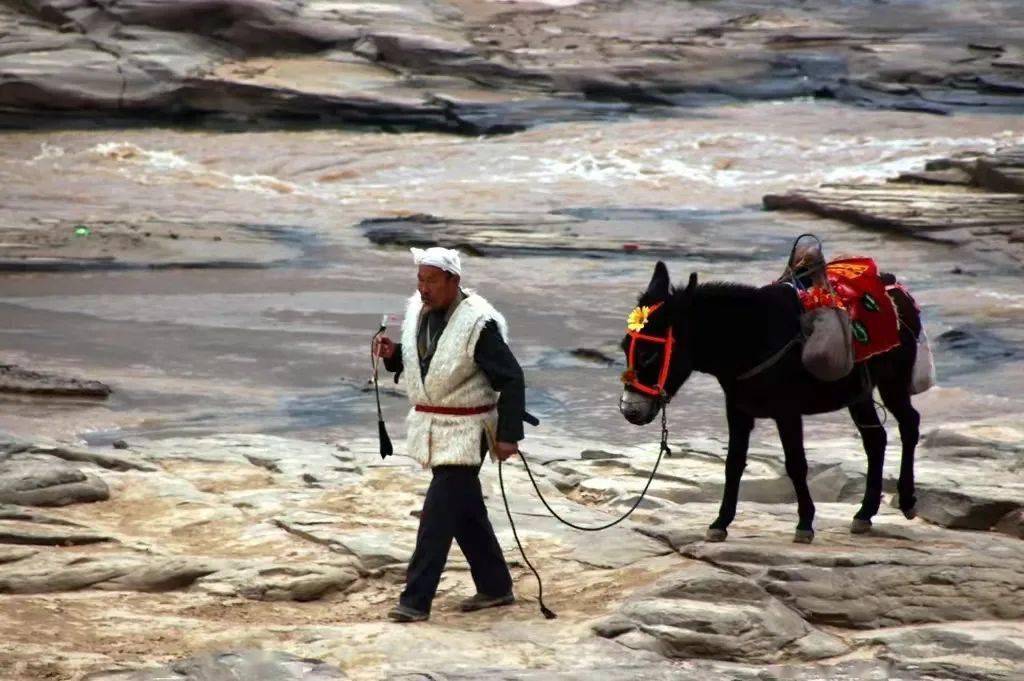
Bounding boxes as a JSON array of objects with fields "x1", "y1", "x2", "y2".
[{"x1": 619, "y1": 262, "x2": 697, "y2": 425}]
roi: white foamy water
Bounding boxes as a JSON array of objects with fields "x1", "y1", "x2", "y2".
[{"x1": 85, "y1": 141, "x2": 311, "y2": 198}]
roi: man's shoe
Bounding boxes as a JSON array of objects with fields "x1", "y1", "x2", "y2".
[
  {"x1": 458, "y1": 592, "x2": 515, "y2": 612},
  {"x1": 388, "y1": 604, "x2": 429, "y2": 623}
]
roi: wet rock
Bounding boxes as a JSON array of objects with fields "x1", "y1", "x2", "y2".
[
  {"x1": 594, "y1": 563, "x2": 848, "y2": 663},
  {"x1": 197, "y1": 563, "x2": 359, "y2": 601},
  {"x1": 81, "y1": 650, "x2": 346, "y2": 681},
  {"x1": 0, "y1": 363, "x2": 111, "y2": 397},
  {"x1": 764, "y1": 146, "x2": 1024, "y2": 266},
  {"x1": 0, "y1": 453, "x2": 109, "y2": 506}
]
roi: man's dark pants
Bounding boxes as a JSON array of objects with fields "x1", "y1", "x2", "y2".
[{"x1": 399, "y1": 464, "x2": 513, "y2": 614}]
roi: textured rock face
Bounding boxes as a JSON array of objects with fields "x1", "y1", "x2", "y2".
[
  {"x1": 1, "y1": 420, "x2": 1022, "y2": 680},
  {"x1": 80, "y1": 650, "x2": 348, "y2": 680},
  {"x1": 0, "y1": 363, "x2": 111, "y2": 397},
  {"x1": 764, "y1": 146, "x2": 1024, "y2": 266},
  {"x1": 594, "y1": 563, "x2": 849, "y2": 663},
  {"x1": 0, "y1": 452, "x2": 110, "y2": 506},
  {"x1": 2, "y1": 0, "x2": 1023, "y2": 131}
]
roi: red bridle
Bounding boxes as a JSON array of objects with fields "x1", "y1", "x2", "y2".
[{"x1": 623, "y1": 302, "x2": 674, "y2": 398}]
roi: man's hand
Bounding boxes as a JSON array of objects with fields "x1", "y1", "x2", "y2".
[
  {"x1": 493, "y1": 441, "x2": 519, "y2": 462},
  {"x1": 373, "y1": 335, "x2": 396, "y2": 360}
]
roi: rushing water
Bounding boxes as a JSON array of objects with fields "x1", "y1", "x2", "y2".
[{"x1": 1, "y1": 100, "x2": 1023, "y2": 453}]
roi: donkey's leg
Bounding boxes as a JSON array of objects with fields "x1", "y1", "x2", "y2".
[
  {"x1": 775, "y1": 414, "x2": 815, "y2": 543},
  {"x1": 707, "y1": 400, "x2": 754, "y2": 542},
  {"x1": 879, "y1": 383, "x2": 920, "y2": 519},
  {"x1": 848, "y1": 399, "x2": 886, "y2": 533}
]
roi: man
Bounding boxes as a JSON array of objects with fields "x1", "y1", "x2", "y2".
[{"x1": 372, "y1": 246, "x2": 529, "y2": 623}]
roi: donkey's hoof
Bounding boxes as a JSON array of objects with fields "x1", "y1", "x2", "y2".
[
  {"x1": 850, "y1": 518, "x2": 872, "y2": 534},
  {"x1": 705, "y1": 528, "x2": 728, "y2": 543},
  {"x1": 902, "y1": 506, "x2": 918, "y2": 520},
  {"x1": 793, "y1": 529, "x2": 815, "y2": 544}
]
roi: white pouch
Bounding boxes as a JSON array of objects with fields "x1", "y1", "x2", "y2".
[{"x1": 910, "y1": 327, "x2": 936, "y2": 394}]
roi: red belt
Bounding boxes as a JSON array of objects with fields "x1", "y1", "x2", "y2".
[{"x1": 415, "y1": 404, "x2": 495, "y2": 416}]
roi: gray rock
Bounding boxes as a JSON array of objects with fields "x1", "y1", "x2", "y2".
[
  {"x1": 995, "y1": 509, "x2": 1024, "y2": 539},
  {"x1": 2, "y1": 0, "x2": 1024, "y2": 133},
  {"x1": 914, "y1": 488, "x2": 1021, "y2": 530},
  {"x1": 0, "y1": 553, "x2": 143, "y2": 593},
  {"x1": 143, "y1": 434, "x2": 361, "y2": 486},
  {"x1": 272, "y1": 512, "x2": 413, "y2": 569},
  {"x1": 104, "y1": 557, "x2": 223, "y2": 592},
  {"x1": 857, "y1": 621, "x2": 1024, "y2": 681},
  {"x1": 81, "y1": 650, "x2": 346, "y2": 680},
  {"x1": 681, "y1": 522, "x2": 1024, "y2": 630},
  {"x1": 24, "y1": 442, "x2": 156, "y2": 472},
  {"x1": 0, "y1": 453, "x2": 109, "y2": 506},
  {"x1": 0, "y1": 519, "x2": 112, "y2": 546},
  {"x1": 0, "y1": 546, "x2": 37, "y2": 565},
  {"x1": 0, "y1": 362, "x2": 111, "y2": 397},
  {"x1": 764, "y1": 147, "x2": 1024, "y2": 263},
  {"x1": 0, "y1": 552, "x2": 226, "y2": 593},
  {"x1": 594, "y1": 563, "x2": 849, "y2": 663},
  {"x1": 197, "y1": 563, "x2": 359, "y2": 601}
]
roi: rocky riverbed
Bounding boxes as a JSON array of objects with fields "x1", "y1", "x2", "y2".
[{"x1": 2, "y1": 1, "x2": 1024, "y2": 680}]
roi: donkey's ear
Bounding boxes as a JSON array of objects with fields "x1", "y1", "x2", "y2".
[
  {"x1": 684, "y1": 272, "x2": 697, "y2": 293},
  {"x1": 646, "y1": 261, "x2": 671, "y2": 299},
  {"x1": 677, "y1": 272, "x2": 698, "y2": 307}
]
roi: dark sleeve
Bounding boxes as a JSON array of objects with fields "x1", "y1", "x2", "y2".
[
  {"x1": 382, "y1": 342, "x2": 404, "y2": 382},
  {"x1": 474, "y1": 321, "x2": 525, "y2": 443}
]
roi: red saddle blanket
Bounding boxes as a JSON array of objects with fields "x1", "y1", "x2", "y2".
[{"x1": 798, "y1": 257, "x2": 900, "y2": 363}]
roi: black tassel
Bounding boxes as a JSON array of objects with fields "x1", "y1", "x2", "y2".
[{"x1": 378, "y1": 419, "x2": 393, "y2": 459}]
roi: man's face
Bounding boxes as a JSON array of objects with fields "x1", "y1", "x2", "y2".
[{"x1": 417, "y1": 265, "x2": 460, "y2": 311}]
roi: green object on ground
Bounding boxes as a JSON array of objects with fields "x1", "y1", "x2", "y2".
[{"x1": 73, "y1": 225, "x2": 91, "y2": 236}]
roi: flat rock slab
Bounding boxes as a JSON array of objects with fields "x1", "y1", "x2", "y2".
[
  {"x1": 855, "y1": 621, "x2": 1024, "y2": 681},
  {"x1": 764, "y1": 146, "x2": 1024, "y2": 267},
  {"x1": 272, "y1": 512, "x2": 415, "y2": 570},
  {"x1": 359, "y1": 213, "x2": 771, "y2": 260},
  {"x1": 0, "y1": 363, "x2": 111, "y2": 397},
  {"x1": 197, "y1": 563, "x2": 359, "y2": 601},
  {"x1": 0, "y1": 552, "x2": 219, "y2": 593},
  {"x1": 141, "y1": 434, "x2": 361, "y2": 487},
  {"x1": 678, "y1": 519, "x2": 1024, "y2": 630},
  {"x1": 81, "y1": 650, "x2": 346, "y2": 681}
]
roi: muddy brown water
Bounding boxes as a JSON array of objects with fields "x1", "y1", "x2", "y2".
[{"x1": 1, "y1": 101, "x2": 1023, "y2": 454}]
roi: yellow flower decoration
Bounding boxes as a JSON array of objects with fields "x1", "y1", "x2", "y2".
[{"x1": 627, "y1": 305, "x2": 652, "y2": 332}]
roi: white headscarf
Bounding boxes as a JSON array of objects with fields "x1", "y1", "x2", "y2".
[{"x1": 411, "y1": 246, "x2": 462, "y2": 277}]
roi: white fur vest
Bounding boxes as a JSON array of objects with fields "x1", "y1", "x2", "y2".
[{"x1": 401, "y1": 291, "x2": 508, "y2": 468}]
